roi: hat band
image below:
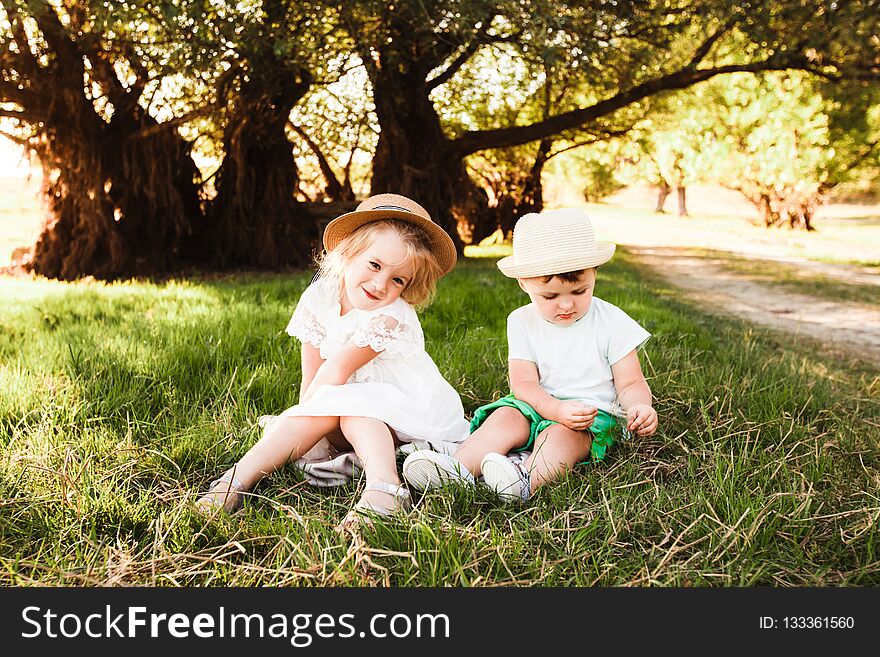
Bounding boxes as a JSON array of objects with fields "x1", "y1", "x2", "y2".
[{"x1": 370, "y1": 204, "x2": 413, "y2": 212}]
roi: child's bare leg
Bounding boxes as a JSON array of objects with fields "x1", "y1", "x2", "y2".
[
  {"x1": 339, "y1": 416, "x2": 403, "y2": 514},
  {"x1": 231, "y1": 415, "x2": 341, "y2": 488},
  {"x1": 206, "y1": 415, "x2": 340, "y2": 502},
  {"x1": 523, "y1": 424, "x2": 593, "y2": 493},
  {"x1": 454, "y1": 407, "x2": 531, "y2": 476}
]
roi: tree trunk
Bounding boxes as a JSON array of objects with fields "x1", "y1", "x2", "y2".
[
  {"x1": 654, "y1": 180, "x2": 671, "y2": 213},
  {"x1": 31, "y1": 123, "x2": 203, "y2": 279},
  {"x1": 676, "y1": 186, "x2": 689, "y2": 217},
  {"x1": 758, "y1": 194, "x2": 780, "y2": 227},
  {"x1": 516, "y1": 139, "x2": 552, "y2": 217},
  {"x1": 369, "y1": 69, "x2": 483, "y2": 250},
  {"x1": 468, "y1": 139, "x2": 553, "y2": 245},
  {"x1": 801, "y1": 209, "x2": 815, "y2": 232},
  {"x1": 786, "y1": 200, "x2": 817, "y2": 231},
  {"x1": 25, "y1": 43, "x2": 201, "y2": 278},
  {"x1": 207, "y1": 52, "x2": 315, "y2": 268}
]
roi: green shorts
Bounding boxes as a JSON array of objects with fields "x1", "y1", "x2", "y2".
[{"x1": 469, "y1": 394, "x2": 619, "y2": 462}]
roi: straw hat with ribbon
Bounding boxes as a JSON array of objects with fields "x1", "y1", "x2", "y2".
[
  {"x1": 323, "y1": 193, "x2": 457, "y2": 275},
  {"x1": 497, "y1": 208, "x2": 615, "y2": 278}
]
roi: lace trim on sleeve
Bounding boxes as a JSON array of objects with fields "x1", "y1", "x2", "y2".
[
  {"x1": 285, "y1": 282, "x2": 327, "y2": 348},
  {"x1": 286, "y1": 309, "x2": 325, "y2": 348},
  {"x1": 352, "y1": 313, "x2": 420, "y2": 357}
]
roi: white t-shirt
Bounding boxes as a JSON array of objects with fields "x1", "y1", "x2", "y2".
[{"x1": 507, "y1": 297, "x2": 651, "y2": 414}]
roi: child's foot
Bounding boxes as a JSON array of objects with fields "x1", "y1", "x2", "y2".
[
  {"x1": 402, "y1": 451, "x2": 475, "y2": 491},
  {"x1": 195, "y1": 476, "x2": 245, "y2": 514},
  {"x1": 480, "y1": 453, "x2": 532, "y2": 503},
  {"x1": 337, "y1": 481, "x2": 411, "y2": 531}
]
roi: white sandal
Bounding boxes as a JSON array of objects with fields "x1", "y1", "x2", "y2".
[
  {"x1": 339, "y1": 481, "x2": 411, "y2": 531},
  {"x1": 196, "y1": 475, "x2": 245, "y2": 514},
  {"x1": 355, "y1": 481, "x2": 412, "y2": 514}
]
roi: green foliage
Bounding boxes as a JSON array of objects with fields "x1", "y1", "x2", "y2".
[
  {"x1": 616, "y1": 94, "x2": 721, "y2": 191},
  {"x1": 709, "y1": 72, "x2": 879, "y2": 227},
  {"x1": 821, "y1": 80, "x2": 880, "y2": 197},
  {"x1": 579, "y1": 157, "x2": 627, "y2": 203},
  {"x1": 579, "y1": 71, "x2": 879, "y2": 227},
  {"x1": 2, "y1": 0, "x2": 879, "y2": 273}
]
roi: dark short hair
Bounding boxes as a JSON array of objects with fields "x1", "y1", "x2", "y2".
[{"x1": 540, "y1": 268, "x2": 593, "y2": 284}]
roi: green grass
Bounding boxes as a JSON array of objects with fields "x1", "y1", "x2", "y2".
[{"x1": 1, "y1": 256, "x2": 878, "y2": 586}]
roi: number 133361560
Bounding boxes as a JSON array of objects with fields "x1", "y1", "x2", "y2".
[{"x1": 759, "y1": 616, "x2": 855, "y2": 630}]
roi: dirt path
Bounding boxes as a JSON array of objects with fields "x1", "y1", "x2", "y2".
[{"x1": 631, "y1": 247, "x2": 880, "y2": 365}]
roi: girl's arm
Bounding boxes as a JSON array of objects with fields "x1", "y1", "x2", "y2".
[
  {"x1": 299, "y1": 341, "x2": 324, "y2": 403},
  {"x1": 509, "y1": 359, "x2": 596, "y2": 431},
  {"x1": 301, "y1": 342, "x2": 380, "y2": 403},
  {"x1": 610, "y1": 349, "x2": 658, "y2": 435}
]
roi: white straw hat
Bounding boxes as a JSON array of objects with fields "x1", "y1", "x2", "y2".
[
  {"x1": 497, "y1": 208, "x2": 615, "y2": 278},
  {"x1": 323, "y1": 193, "x2": 457, "y2": 275}
]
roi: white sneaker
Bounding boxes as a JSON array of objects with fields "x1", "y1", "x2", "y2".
[
  {"x1": 480, "y1": 453, "x2": 531, "y2": 503},
  {"x1": 402, "y1": 451, "x2": 475, "y2": 492}
]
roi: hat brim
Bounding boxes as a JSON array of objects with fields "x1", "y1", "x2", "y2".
[
  {"x1": 323, "y1": 209, "x2": 457, "y2": 275},
  {"x1": 496, "y1": 243, "x2": 616, "y2": 278}
]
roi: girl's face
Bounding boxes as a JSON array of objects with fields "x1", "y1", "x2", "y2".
[
  {"x1": 340, "y1": 228, "x2": 414, "y2": 313},
  {"x1": 518, "y1": 269, "x2": 596, "y2": 325}
]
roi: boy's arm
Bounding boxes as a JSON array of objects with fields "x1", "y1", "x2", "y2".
[
  {"x1": 610, "y1": 349, "x2": 658, "y2": 436},
  {"x1": 509, "y1": 359, "x2": 597, "y2": 431},
  {"x1": 301, "y1": 342, "x2": 380, "y2": 403}
]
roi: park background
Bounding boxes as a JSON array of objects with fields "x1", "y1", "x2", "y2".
[{"x1": 0, "y1": 1, "x2": 878, "y2": 586}]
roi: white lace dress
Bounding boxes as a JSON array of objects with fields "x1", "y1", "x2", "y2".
[{"x1": 280, "y1": 277, "x2": 470, "y2": 452}]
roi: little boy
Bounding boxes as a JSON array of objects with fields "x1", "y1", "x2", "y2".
[{"x1": 403, "y1": 208, "x2": 658, "y2": 502}]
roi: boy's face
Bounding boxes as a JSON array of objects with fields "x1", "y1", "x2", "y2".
[{"x1": 518, "y1": 269, "x2": 596, "y2": 325}]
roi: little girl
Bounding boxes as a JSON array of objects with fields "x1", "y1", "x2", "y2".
[{"x1": 197, "y1": 193, "x2": 470, "y2": 524}]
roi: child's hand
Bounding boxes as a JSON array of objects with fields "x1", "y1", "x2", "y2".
[
  {"x1": 555, "y1": 400, "x2": 598, "y2": 431},
  {"x1": 626, "y1": 404, "x2": 658, "y2": 436}
]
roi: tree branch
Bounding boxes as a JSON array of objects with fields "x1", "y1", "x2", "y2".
[
  {"x1": 687, "y1": 13, "x2": 741, "y2": 68},
  {"x1": 0, "y1": 108, "x2": 28, "y2": 119},
  {"x1": 26, "y1": 1, "x2": 82, "y2": 76},
  {"x1": 129, "y1": 105, "x2": 216, "y2": 139},
  {"x1": 0, "y1": 128, "x2": 32, "y2": 147},
  {"x1": 840, "y1": 138, "x2": 880, "y2": 175},
  {"x1": 81, "y1": 43, "x2": 132, "y2": 110},
  {"x1": 288, "y1": 120, "x2": 345, "y2": 199},
  {"x1": 0, "y1": 79, "x2": 38, "y2": 108},
  {"x1": 336, "y1": 7, "x2": 379, "y2": 79},
  {"x1": 1, "y1": 0, "x2": 40, "y2": 75},
  {"x1": 820, "y1": 65, "x2": 880, "y2": 82},
  {"x1": 425, "y1": 39, "x2": 483, "y2": 91},
  {"x1": 424, "y1": 18, "x2": 508, "y2": 92},
  {"x1": 452, "y1": 57, "x2": 802, "y2": 156},
  {"x1": 545, "y1": 131, "x2": 630, "y2": 161}
]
